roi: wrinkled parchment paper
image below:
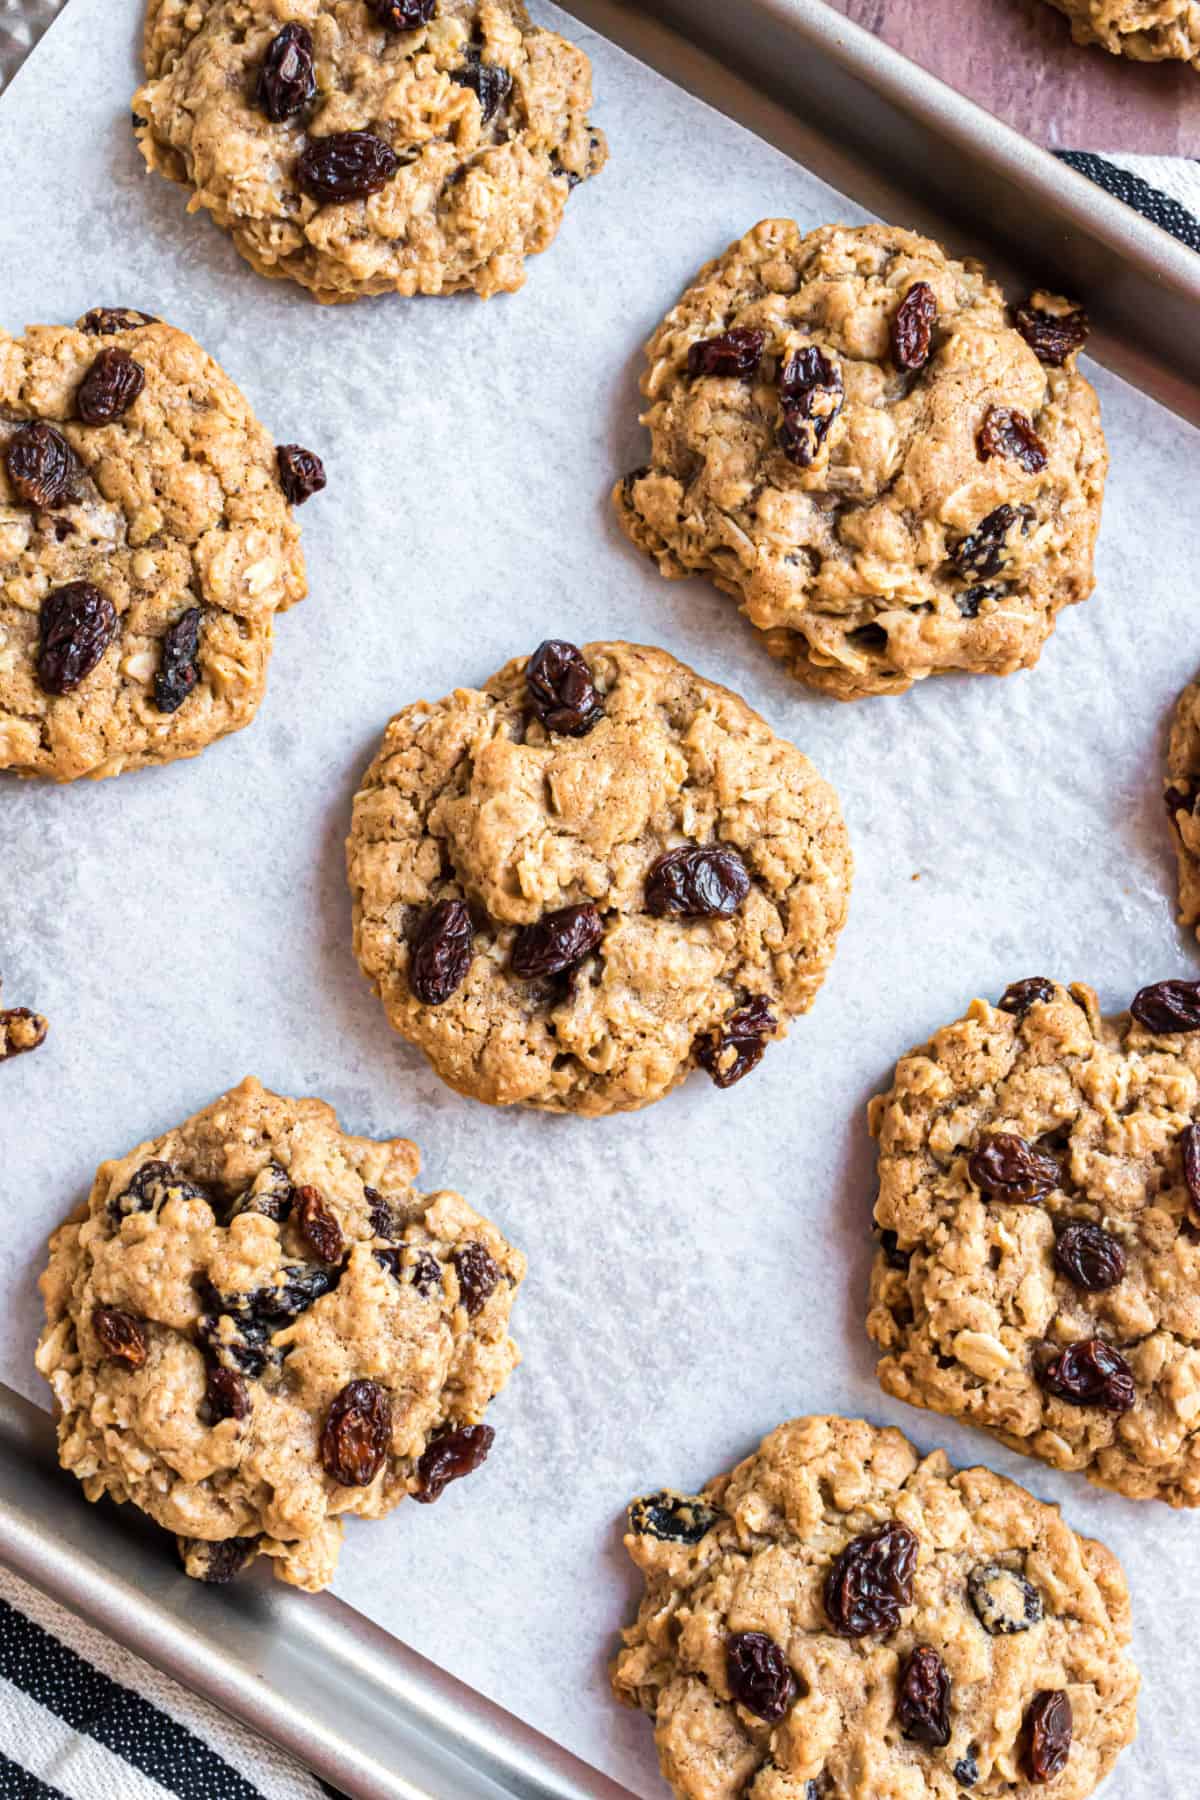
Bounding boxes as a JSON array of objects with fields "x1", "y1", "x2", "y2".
[{"x1": 2, "y1": 2, "x2": 1198, "y2": 1793}]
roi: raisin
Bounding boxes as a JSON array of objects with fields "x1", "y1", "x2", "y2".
[
  {"x1": 686, "y1": 328, "x2": 765, "y2": 379},
  {"x1": 256, "y1": 23, "x2": 316, "y2": 121},
  {"x1": 377, "y1": 1246, "x2": 444, "y2": 1296},
  {"x1": 0, "y1": 1008, "x2": 48, "y2": 1061},
  {"x1": 725, "y1": 1631, "x2": 797, "y2": 1724},
  {"x1": 368, "y1": 0, "x2": 436, "y2": 28},
  {"x1": 452, "y1": 1241, "x2": 501, "y2": 1316},
  {"x1": 76, "y1": 348, "x2": 144, "y2": 425},
  {"x1": 897, "y1": 1645, "x2": 951, "y2": 1747},
  {"x1": 276, "y1": 443, "x2": 326, "y2": 505},
  {"x1": 696, "y1": 995, "x2": 776, "y2": 1089},
  {"x1": 94, "y1": 1306, "x2": 148, "y2": 1368},
  {"x1": 298, "y1": 132, "x2": 399, "y2": 203},
  {"x1": 321, "y1": 1379, "x2": 391, "y2": 1485},
  {"x1": 1015, "y1": 303, "x2": 1088, "y2": 367},
  {"x1": 1026, "y1": 1690, "x2": 1072, "y2": 1783},
  {"x1": 627, "y1": 1491, "x2": 722, "y2": 1544},
  {"x1": 365, "y1": 1187, "x2": 399, "y2": 1239},
  {"x1": 413, "y1": 1422, "x2": 494, "y2": 1503},
  {"x1": 967, "y1": 1133, "x2": 1059, "y2": 1203},
  {"x1": 1039, "y1": 1337, "x2": 1136, "y2": 1412},
  {"x1": 409, "y1": 898, "x2": 473, "y2": 1004},
  {"x1": 952, "y1": 503, "x2": 1031, "y2": 579},
  {"x1": 78, "y1": 307, "x2": 158, "y2": 335},
  {"x1": 295, "y1": 1185, "x2": 345, "y2": 1262},
  {"x1": 526, "y1": 639, "x2": 604, "y2": 736},
  {"x1": 109, "y1": 1159, "x2": 204, "y2": 1225},
  {"x1": 6, "y1": 421, "x2": 75, "y2": 509},
  {"x1": 153, "y1": 606, "x2": 202, "y2": 713},
  {"x1": 957, "y1": 583, "x2": 1004, "y2": 618},
  {"x1": 967, "y1": 1563, "x2": 1043, "y2": 1635},
  {"x1": 778, "y1": 346, "x2": 843, "y2": 466},
  {"x1": 878, "y1": 1228, "x2": 911, "y2": 1270},
  {"x1": 824, "y1": 1521, "x2": 918, "y2": 1638},
  {"x1": 205, "y1": 1364, "x2": 250, "y2": 1423},
  {"x1": 891, "y1": 282, "x2": 937, "y2": 371},
  {"x1": 1054, "y1": 1221, "x2": 1126, "y2": 1291},
  {"x1": 998, "y1": 976, "x2": 1055, "y2": 1015},
  {"x1": 511, "y1": 903, "x2": 603, "y2": 979},
  {"x1": 37, "y1": 583, "x2": 117, "y2": 694},
  {"x1": 228, "y1": 1161, "x2": 294, "y2": 1224},
  {"x1": 645, "y1": 846, "x2": 751, "y2": 919},
  {"x1": 181, "y1": 1535, "x2": 257, "y2": 1584},
  {"x1": 199, "y1": 1266, "x2": 336, "y2": 1376},
  {"x1": 1130, "y1": 979, "x2": 1200, "y2": 1033},
  {"x1": 954, "y1": 1749, "x2": 979, "y2": 1787},
  {"x1": 1182, "y1": 1124, "x2": 1200, "y2": 1218},
  {"x1": 976, "y1": 406, "x2": 1048, "y2": 473},
  {"x1": 451, "y1": 50, "x2": 512, "y2": 123}
]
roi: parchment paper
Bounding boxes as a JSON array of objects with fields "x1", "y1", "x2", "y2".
[{"x1": 1, "y1": 3, "x2": 1197, "y2": 1793}]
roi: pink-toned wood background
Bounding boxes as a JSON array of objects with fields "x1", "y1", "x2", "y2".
[{"x1": 826, "y1": 0, "x2": 1198, "y2": 152}]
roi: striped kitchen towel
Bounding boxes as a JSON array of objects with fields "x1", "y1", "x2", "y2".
[{"x1": 1056, "y1": 151, "x2": 1200, "y2": 251}]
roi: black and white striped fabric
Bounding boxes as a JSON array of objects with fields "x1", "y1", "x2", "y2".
[{"x1": 1054, "y1": 151, "x2": 1200, "y2": 252}]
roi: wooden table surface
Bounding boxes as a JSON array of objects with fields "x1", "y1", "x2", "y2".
[{"x1": 827, "y1": 0, "x2": 1198, "y2": 153}]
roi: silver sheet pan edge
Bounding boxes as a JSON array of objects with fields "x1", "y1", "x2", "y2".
[{"x1": 1, "y1": 2, "x2": 1197, "y2": 1796}]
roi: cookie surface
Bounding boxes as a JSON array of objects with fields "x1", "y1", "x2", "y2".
[
  {"x1": 1044, "y1": 0, "x2": 1200, "y2": 64},
  {"x1": 133, "y1": 0, "x2": 606, "y2": 304},
  {"x1": 869, "y1": 978, "x2": 1200, "y2": 1505},
  {"x1": 36, "y1": 1077, "x2": 524, "y2": 1590},
  {"x1": 613, "y1": 1415, "x2": 1138, "y2": 1800},
  {"x1": 1, "y1": 315, "x2": 307, "y2": 782},
  {"x1": 346, "y1": 640, "x2": 851, "y2": 1115},
  {"x1": 615, "y1": 222, "x2": 1106, "y2": 700},
  {"x1": 1165, "y1": 673, "x2": 1200, "y2": 935}
]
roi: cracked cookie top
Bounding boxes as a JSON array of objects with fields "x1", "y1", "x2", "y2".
[
  {"x1": 0, "y1": 315, "x2": 307, "y2": 781},
  {"x1": 36, "y1": 1076, "x2": 525, "y2": 1590},
  {"x1": 1044, "y1": 0, "x2": 1200, "y2": 65},
  {"x1": 615, "y1": 222, "x2": 1105, "y2": 700},
  {"x1": 868, "y1": 978, "x2": 1200, "y2": 1506},
  {"x1": 134, "y1": 0, "x2": 606, "y2": 304},
  {"x1": 346, "y1": 640, "x2": 852, "y2": 1115},
  {"x1": 612, "y1": 1415, "x2": 1138, "y2": 1800}
]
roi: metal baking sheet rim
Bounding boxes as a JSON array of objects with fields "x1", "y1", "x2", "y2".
[{"x1": 1, "y1": 2, "x2": 1197, "y2": 1798}]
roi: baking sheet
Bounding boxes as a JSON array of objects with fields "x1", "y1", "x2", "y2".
[{"x1": 0, "y1": 3, "x2": 1197, "y2": 1795}]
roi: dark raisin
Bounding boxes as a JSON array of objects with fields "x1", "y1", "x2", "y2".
[
  {"x1": 1130, "y1": 979, "x2": 1200, "y2": 1034},
  {"x1": 321, "y1": 1379, "x2": 391, "y2": 1485},
  {"x1": 109, "y1": 1159, "x2": 204, "y2": 1225},
  {"x1": 297, "y1": 132, "x2": 399, "y2": 203},
  {"x1": 952, "y1": 503, "x2": 1031, "y2": 579},
  {"x1": 199, "y1": 1267, "x2": 337, "y2": 1375},
  {"x1": 368, "y1": 0, "x2": 436, "y2": 28},
  {"x1": 153, "y1": 606, "x2": 202, "y2": 713},
  {"x1": 967, "y1": 1563, "x2": 1043, "y2": 1635},
  {"x1": 376, "y1": 1246, "x2": 443, "y2": 1295},
  {"x1": 1182, "y1": 1123, "x2": 1200, "y2": 1218},
  {"x1": 511, "y1": 903, "x2": 603, "y2": 979},
  {"x1": 897, "y1": 1644, "x2": 951, "y2": 1746},
  {"x1": 6, "y1": 421, "x2": 75, "y2": 509},
  {"x1": 957, "y1": 583, "x2": 1004, "y2": 618},
  {"x1": 1015, "y1": 303, "x2": 1088, "y2": 367},
  {"x1": 198, "y1": 1309, "x2": 272, "y2": 1377},
  {"x1": 451, "y1": 50, "x2": 512, "y2": 123},
  {"x1": 409, "y1": 898, "x2": 474, "y2": 1005},
  {"x1": 686, "y1": 328, "x2": 765, "y2": 379},
  {"x1": 1054, "y1": 1222, "x2": 1126, "y2": 1292},
  {"x1": 205, "y1": 1364, "x2": 251, "y2": 1423},
  {"x1": 181, "y1": 1535, "x2": 257, "y2": 1584},
  {"x1": 78, "y1": 307, "x2": 158, "y2": 335},
  {"x1": 627, "y1": 1490, "x2": 722, "y2": 1544},
  {"x1": 891, "y1": 281, "x2": 937, "y2": 371},
  {"x1": 94, "y1": 1306, "x2": 148, "y2": 1368},
  {"x1": 998, "y1": 976, "x2": 1055, "y2": 1015},
  {"x1": 953, "y1": 1749, "x2": 979, "y2": 1787},
  {"x1": 778, "y1": 346, "x2": 843, "y2": 466},
  {"x1": 824, "y1": 1521, "x2": 918, "y2": 1638},
  {"x1": 725, "y1": 1631, "x2": 797, "y2": 1724},
  {"x1": 645, "y1": 846, "x2": 751, "y2": 919},
  {"x1": 228, "y1": 1160, "x2": 294, "y2": 1224},
  {"x1": 276, "y1": 443, "x2": 326, "y2": 505},
  {"x1": 37, "y1": 582, "x2": 117, "y2": 695},
  {"x1": 1039, "y1": 1337, "x2": 1136, "y2": 1412},
  {"x1": 1026, "y1": 1690, "x2": 1072, "y2": 1784},
  {"x1": 967, "y1": 1133, "x2": 1059, "y2": 1203},
  {"x1": 413, "y1": 1421, "x2": 494, "y2": 1502},
  {"x1": 976, "y1": 406, "x2": 1048, "y2": 473},
  {"x1": 76, "y1": 348, "x2": 144, "y2": 425},
  {"x1": 365, "y1": 1187, "x2": 399, "y2": 1239},
  {"x1": 526, "y1": 639, "x2": 604, "y2": 736},
  {"x1": 452, "y1": 1242, "x2": 500, "y2": 1316},
  {"x1": 878, "y1": 1228, "x2": 911, "y2": 1270},
  {"x1": 256, "y1": 23, "x2": 316, "y2": 121},
  {"x1": 295, "y1": 1185, "x2": 345, "y2": 1263},
  {"x1": 0, "y1": 1008, "x2": 48, "y2": 1060},
  {"x1": 696, "y1": 995, "x2": 776, "y2": 1089}
]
